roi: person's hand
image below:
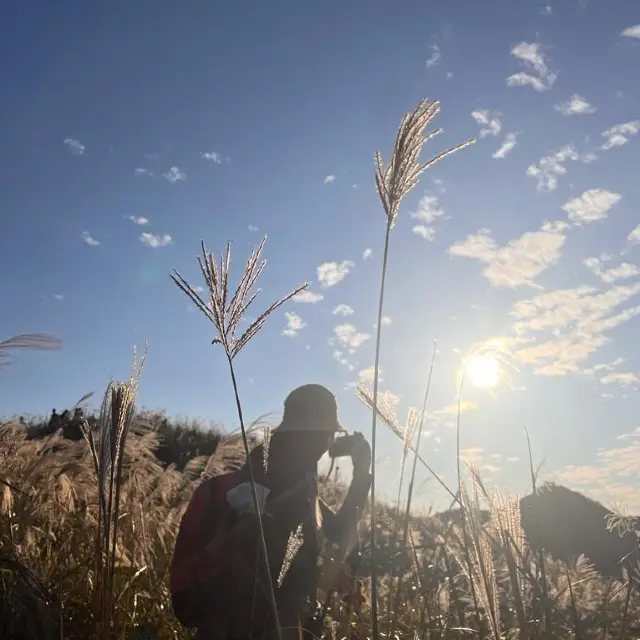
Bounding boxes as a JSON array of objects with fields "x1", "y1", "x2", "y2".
[{"x1": 349, "y1": 431, "x2": 371, "y2": 474}]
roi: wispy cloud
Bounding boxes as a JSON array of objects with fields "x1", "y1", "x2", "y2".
[
  {"x1": 411, "y1": 194, "x2": 445, "y2": 241},
  {"x1": 629, "y1": 225, "x2": 640, "y2": 245},
  {"x1": 471, "y1": 110, "x2": 501, "y2": 137},
  {"x1": 412, "y1": 225, "x2": 436, "y2": 241},
  {"x1": 541, "y1": 4, "x2": 552, "y2": 15},
  {"x1": 448, "y1": 224, "x2": 565, "y2": 288},
  {"x1": 435, "y1": 401, "x2": 477, "y2": 416},
  {"x1": 492, "y1": 133, "x2": 518, "y2": 159},
  {"x1": 507, "y1": 42, "x2": 556, "y2": 91},
  {"x1": 201, "y1": 151, "x2": 223, "y2": 163},
  {"x1": 555, "y1": 94, "x2": 597, "y2": 116},
  {"x1": 248, "y1": 225, "x2": 258, "y2": 232},
  {"x1": 512, "y1": 283, "x2": 640, "y2": 374},
  {"x1": 282, "y1": 311, "x2": 306, "y2": 337},
  {"x1": 129, "y1": 216, "x2": 149, "y2": 225},
  {"x1": 333, "y1": 323, "x2": 371, "y2": 349},
  {"x1": 64, "y1": 137, "x2": 85, "y2": 155},
  {"x1": 600, "y1": 372, "x2": 640, "y2": 387},
  {"x1": 526, "y1": 144, "x2": 595, "y2": 192},
  {"x1": 333, "y1": 304, "x2": 354, "y2": 316},
  {"x1": 600, "y1": 121, "x2": 640, "y2": 150},
  {"x1": 139, "y1": 232, "x2": 172, "y2": 248},
  {"x1": 620, "y1": 25, "x2": 640, "y2": 38},
  {"x1": 53, "y1": 294, "x2": 64, "y2": 301},
  {"x1": 425, "y1": 44, "x2": 441, "y2": 68},
  {"x1": 317, "y1": 260, "x2": 354, "y2": 288},
  {"x1": 358, "y1": 365, "x2": 382, "y2": 384},
  {"x1": 561, "y1": 189, "x2": 621, "y2": 224},
  {"x1": 163, "y1": 167, "x2": 186, "y2": 183},
  {"x1": 293, "y1": 290, "x2": 324, "y2": 303},
  {"x1": 323, "y1": 174, "x2": 336, "y2": 184},
  {"x1": 134, "y1": 168, "x2": 153, "y2": 177},
  {"x1": 584, "y1": 256, "x2": 639, "y2": 284},
  {"x1": 81, "y1": 231, "x2": 100, "y2": 247},
  {"x1": 362, "y1": 248, "x2": 372, "y2": 260}
]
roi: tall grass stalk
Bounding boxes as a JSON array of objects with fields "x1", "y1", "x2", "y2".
[
  {"x1": 401, "y1": 339, "x2": 437, "y2": 548},
  {"x1": 79, "y1": 345, "x2": 145, "y2": 639},
  {"x1": 0, "y1": 333, "x2": 62, "y2": 369},
  {"x1": 525, "y1": 427, "x2": 552, "y2": 632},
  {"x1": 171, "y1": 236, "x2": 306, "y2": 640},
  {"x1": 369, "y1": 99, "x2": 473, "y2": 637}
]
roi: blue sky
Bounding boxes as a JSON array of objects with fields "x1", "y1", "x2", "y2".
[{"x1": 1, "y1": 0, "x2": 639, "y2": 510}]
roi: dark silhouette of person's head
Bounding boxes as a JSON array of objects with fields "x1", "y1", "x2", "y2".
[{"x1": 266, "y1": 384, "x2": 345, "y2": 481}]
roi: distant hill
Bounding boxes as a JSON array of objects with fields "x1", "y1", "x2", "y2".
[
  {"x1": 521, "y1": 482, "x2": 638, "y2": 578},
  {"x1": 11, "y1": 409, "x2": 640, "y2": 578}
]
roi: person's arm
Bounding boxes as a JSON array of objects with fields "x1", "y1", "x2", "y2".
[{"x1": 320, "y1": 433, "x2": 372, "y2": 544}]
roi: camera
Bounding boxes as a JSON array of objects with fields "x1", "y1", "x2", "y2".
[{"x1": 327, "y1": 433, "x2": 361, "y2": 459}]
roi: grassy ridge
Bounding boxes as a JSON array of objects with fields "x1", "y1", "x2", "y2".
[{"x1": 2, "y1": 411, "x2": 640, "y2": 639}]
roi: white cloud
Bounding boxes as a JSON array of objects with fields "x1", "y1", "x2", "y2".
[
  {"x1": 471, "y1": 110, "x2": 501, "y2": 137},
  {"x1": 317, "y1": 260, "x2": 354, "y2": 288},
  {"x1": 163, "y1": 167, "x2": 186, "y2": 183},
  {"x1": 64, "y1": 137, "x2": 85, "y2": 155},
  {"x1": 139, "y1": 232, "x2": 173, "y2": 248},
  {"x1": 541, "y1": 220, "x2": 570, "y2": 233},
  {"x1": 134, "y1": 168, "x2": 153, "y2": 177},
  {"x1": 362, "y1": 248, "x2": 372, "y2": 260},
  {"x1": 412, "y1": 225, "x2": 436, "y2": 241},
  {"x1": 425, "y1": 44, "x2": 441, "y2": 68},
  {"x1": 201, "y1": 151, "x2": 223, "y2": 163},
  {"x1": 324, "y1": 174, "x2": 336, "y2": 184},
  {"x1": 411, "y1": 194, "x2": 444, "y2": 240},
  {"x1": 413, "y1": 194, "x2": 444, "y2": 223},
  {"x1": 282, "y1": 311, "x2": 306, "y2": 337},
  {"x1": 435, "y1": 401, "x2": 477, "y2": 417},
  {"x1": 332, "y1": 350, "x2": 353, "y2": 370},
  {"x1": 333, "y1": 304, "x2": 354, "y2": 316},
  {"x1": 381, "y1": 316, "x2": 392, "y2": 325},
  {"x1": 129, "y1": 216, "x2": 149, "y2": 225},
  {"x1": 600, "y1": 121, "x2": 640, "y2": 151},
  {"x1": 507, "y1": 72, "x2": 549, "y2": 92},
  {"x1": 448, "y1": 226, "x2": 565, "y2": 288},
  {"x1": 629, "y1": 225, "x2": 640, "y2": 245},
  {"x1": 334, "y1": 324, "x2": 371, "y2": 349},
  {"x1": 541, "y1": 5, "x2": 552, "y2": 14},
  {"x1": 81, "y1": 231, "x2": 100, "y2": 247},
  {"x1": 492, "y1": 133, "x2": 518, "y2": 159},
  {"x1": 53, "y1": 294, "x2": 64, "y2": 301},
  {"x1": 507, "y1": 42, "x2": 556, "y2": 91},
  {"x1": 512, "y1": 283, "x2": 640, "y2": 374},
  {"x1": 555, "y1": 94, "x2": 597, "y2": 116},
  {"x1": 293, "y1": 290, "x2": 324, "y2": 303},
  {"x1": 600, "y1": 372, "x2": 640, "y2": 387},
  {"x1": 620, "y1": 25, "x2": 640, "y2": 38},
  {"x1": 526, "y1": 144, "x2": 595, "y2": 192},
  {"x1": 584, "y1": 257, "x2": 639, "y2": 284},
  {"x1": 358, "y1": 366, "x2": 382, "y2": 384},
  {"x1": 248, "y1": 225, "x2": 258, "y2": 232},
  {"x1": 561, "y1": 189, "x2": 621, "y2": 224}
]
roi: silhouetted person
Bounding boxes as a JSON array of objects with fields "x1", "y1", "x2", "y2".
[{"x1": 170, "y1": 384, "x2": 372, "y2": 640}]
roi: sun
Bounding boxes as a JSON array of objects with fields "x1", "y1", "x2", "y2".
[{"x1": 465, "y1": 354, "x2": 501, "y2": 390}]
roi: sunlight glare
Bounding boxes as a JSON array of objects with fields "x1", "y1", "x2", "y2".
[{"x1": 466, "y1": 354, "x2": 501, "y2": 390}]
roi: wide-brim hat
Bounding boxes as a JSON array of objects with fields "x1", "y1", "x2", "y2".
[{"x1": 273, "y1": 384, "x2": 345, "y2": 434}]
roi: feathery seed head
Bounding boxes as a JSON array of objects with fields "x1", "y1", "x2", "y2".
[
  {"x1": 375, "y1": 98, "x2": 474, "y2": 228},
  {"x1": 171, "y1": 236, "x2": 307, "y2": 359}
]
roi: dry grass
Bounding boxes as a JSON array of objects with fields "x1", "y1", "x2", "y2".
[{"x1": 3, "y1": 401, "x2": 640, "y2": 638}]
